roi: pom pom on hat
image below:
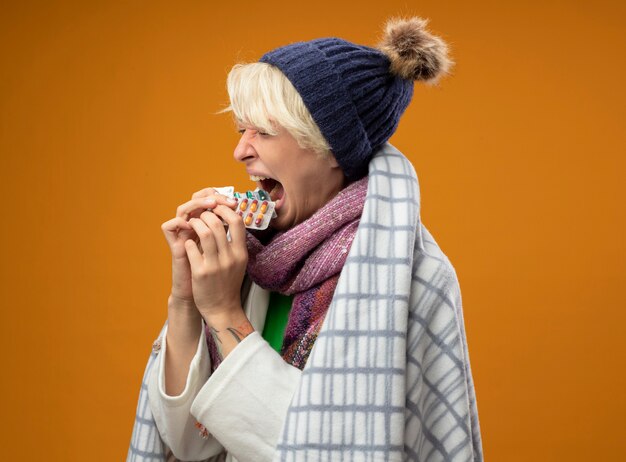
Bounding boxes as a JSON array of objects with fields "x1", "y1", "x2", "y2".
[{"x1": 377, "y1": 16, "x2": 454, "y2": 84}]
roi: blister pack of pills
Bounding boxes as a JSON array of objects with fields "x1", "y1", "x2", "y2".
[{"x1": 213, "y1": 186, "x2": 277, "y2": 230}]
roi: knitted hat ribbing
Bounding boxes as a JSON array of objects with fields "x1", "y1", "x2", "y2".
[{"x1": 259, "y1": 17, "x2": 453, "y2": 180}]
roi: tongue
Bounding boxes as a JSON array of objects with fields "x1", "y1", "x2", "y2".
[{"x1": 269, "y1": 182, "x2": 284, "y2": 202}]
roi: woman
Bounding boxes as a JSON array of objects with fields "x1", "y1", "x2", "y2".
[{"x1": 129, "y1": 16, "x2": 483, "y2": 462}]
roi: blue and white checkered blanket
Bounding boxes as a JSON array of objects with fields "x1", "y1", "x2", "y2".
[{"x1": 128, "y1": 143, "x2": 483, "y2": 461}]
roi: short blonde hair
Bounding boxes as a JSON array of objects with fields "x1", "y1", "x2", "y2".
[{"x1": 221, "y1": 62, "x2": 332, "y2": 157}]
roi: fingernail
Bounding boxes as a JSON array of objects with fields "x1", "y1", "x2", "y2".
[
  {"x1": 227, "y1": 197, "x2": 237, "y2": 204},
  {"x1": 204, "y1": 198, "x2": 216, "y2": 206}
]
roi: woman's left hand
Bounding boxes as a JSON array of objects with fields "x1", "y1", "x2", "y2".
[{"x1": 184, "y1": 204, "x2": 248, "y2": 322}]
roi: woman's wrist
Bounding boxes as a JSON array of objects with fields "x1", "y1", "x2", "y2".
[
  {"x1": 168, "y1": 294, "x2": 197, "y2": 311},
  {"x1": 201, "y1": 305, "x2": 246, "y2": 327},
  {"x1": 203, "y1": 307, "x2": 254, "y2": 360},
  {"x1": 167, "y1": 296, "x2": 203, "y2": 347},
  {"x1": 163, "y1": 304, "x2": 204, "y2": 397}
]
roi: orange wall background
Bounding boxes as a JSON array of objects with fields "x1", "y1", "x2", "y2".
[{"x1": 1, "y1": 1, "x2": 624, "y2": 460}]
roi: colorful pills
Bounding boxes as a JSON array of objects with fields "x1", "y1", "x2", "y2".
[
  {"x1": 209, "y1": 187, "x2": 276, "y2": 231},
  {"x1": 233, "y1": 189, "x2": 276, "y2": 230}
]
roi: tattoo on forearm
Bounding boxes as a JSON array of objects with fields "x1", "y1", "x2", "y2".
[
  {"x1": 226, "y1": 327, "x2": 246, "y2": 342},
  {"x1": 208, "y1": 326, "x2": 223, "y2": 359},
  {"x1": 208, "y1": 322, "x2": 254, "y2": 360}
]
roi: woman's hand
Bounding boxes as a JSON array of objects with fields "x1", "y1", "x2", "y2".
[
  {"x1": 184, "y1": 204, "x2": 248, "y2": 321},
  {"x1": 161, "y1": 188, "x2": 238, "y2": 306}
]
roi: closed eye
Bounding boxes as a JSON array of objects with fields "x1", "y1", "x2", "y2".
[{"x1": 237, "y1": 128, "x2": 270, "y2": 136}]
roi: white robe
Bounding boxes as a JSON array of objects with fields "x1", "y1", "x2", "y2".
[{"x1": 128, "y1": 143, "x2": 484, "y2": 461}]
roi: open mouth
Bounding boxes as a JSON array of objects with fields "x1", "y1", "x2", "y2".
[{"x1": 250, "y1": 175, "x2": 285, "y2": 205}]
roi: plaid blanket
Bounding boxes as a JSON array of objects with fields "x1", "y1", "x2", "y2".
[{"x1": 128, "y1": 142, "x2": 483, "y2": 461}]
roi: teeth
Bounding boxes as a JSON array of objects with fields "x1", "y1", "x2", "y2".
[{"x1": 250, "y1": 175, "x2": 270, "y2": 182}]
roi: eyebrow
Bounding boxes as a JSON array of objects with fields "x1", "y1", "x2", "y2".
[{"x1": 236, "y1": 121, "x2": 261, "y2": 131}]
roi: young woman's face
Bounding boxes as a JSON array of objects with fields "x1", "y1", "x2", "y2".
[{"x1": 233, "y1": 122, "x2": 346, "y2": 230}]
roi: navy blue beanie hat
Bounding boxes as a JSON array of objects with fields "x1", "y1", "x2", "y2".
[{"x1": 259, "y1": 17, "x2": 454, "y2": 180}]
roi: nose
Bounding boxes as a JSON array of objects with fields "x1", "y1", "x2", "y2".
[{"x1": 233, "y1": 130, "x2": 258, "y2": 163}]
